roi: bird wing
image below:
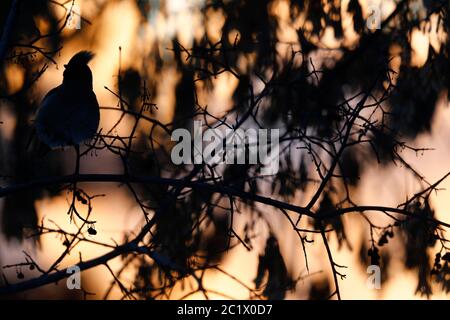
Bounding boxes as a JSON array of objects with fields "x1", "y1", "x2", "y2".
[
  {"x1": 35, "y1": 86, "x2": 100, "y2": 148},
  {"x1": 34, "y1": 85, "x2": 74, "y2": 147},
  {"x1": 34, "y1": 86, "x2": 60, "y2": 114},
  {"x1": 67, "y1": 90, "x2": 100, "y2": 144},
  {"x1": 28, "y1": 89, "x2": 57, "y2": 153}
]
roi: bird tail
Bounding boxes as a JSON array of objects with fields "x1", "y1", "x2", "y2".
[{"x1": 27, "y1": 126, "x2": 50, "y2": 157}]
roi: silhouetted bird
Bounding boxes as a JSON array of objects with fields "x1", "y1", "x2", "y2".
[{"x1": 31, "y1": 51, "x2": 100, "y2": 173}]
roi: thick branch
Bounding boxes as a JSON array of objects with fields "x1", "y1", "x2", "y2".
[{"x1": 1, "y1": 173, "x2": 449, "y2": 229}]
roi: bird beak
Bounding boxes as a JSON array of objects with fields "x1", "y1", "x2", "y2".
[{"x1": 64, "y1": 64, "x2": 67, "y2": 68}]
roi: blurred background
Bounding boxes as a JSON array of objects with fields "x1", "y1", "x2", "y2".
[{"x1": 0, "y1": 0, "x2": 449, "y2": 299}]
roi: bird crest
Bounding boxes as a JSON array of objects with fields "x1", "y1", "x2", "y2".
[{"x1": 64, "y1": 51, "x2": 94, "y2": 68}]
